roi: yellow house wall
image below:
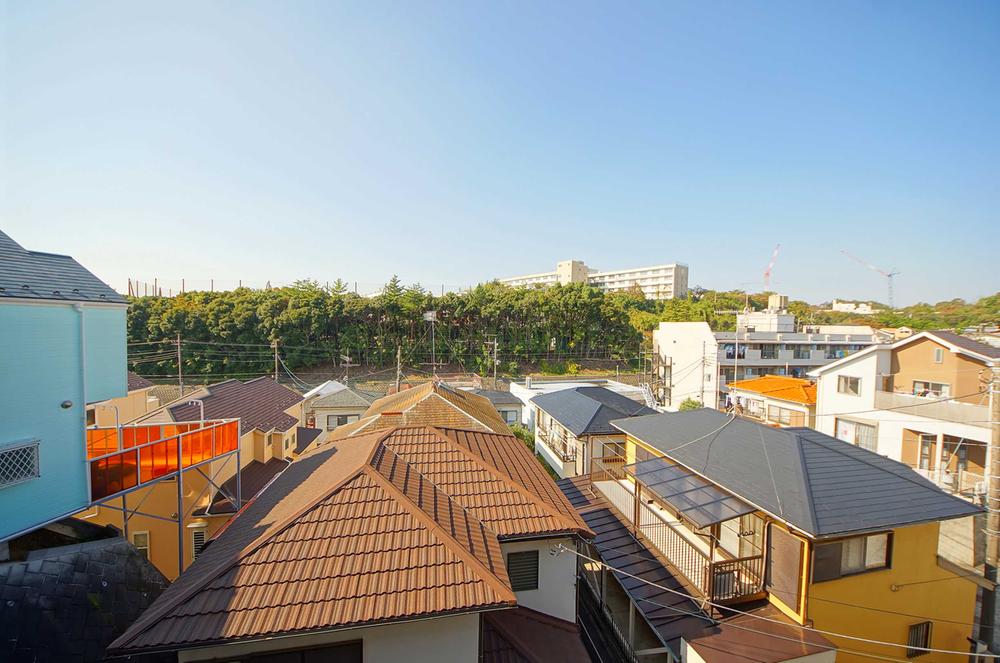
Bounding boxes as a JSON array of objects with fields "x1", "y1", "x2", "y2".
[
  {"x1": 807, "y1": 521, "x2": 976, "y2": 663},
  {"x1": 891, "y1": 338, "x2": 987, "y2": 405},
  {"x1": 92, "y1": 388, "x2": 155, "y2": 426}
]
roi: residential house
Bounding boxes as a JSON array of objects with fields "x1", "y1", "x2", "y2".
[
  {"x1": 301, "y1": 379, "x2": 375, "y2": 433},
  {"x1": 88, "y1": 371, "x2": 157, "y2": 427},
  {"x1": 331, "y1": 380, "x2": 511, "y2": 439},
  {"x1": 509, "y1": 376, "x2": 647, "y2": 429},
  {"x1": 470, "y1": 388, "x2": 524, "y2": 427},
  {"x1": 652, "y1": 297, "x2": 878, "y2": 410},
  {"x1": 532, "y1": 386, "x2": 656, "y2": 479},
  {"x1": 809, "y1": 330, "x2": 997, "y2": 498},
  {"x1": 562, "y1": 409, "x2": 983, "y2": 663},
  {"x1": 107, "y1": 425, "x2": 595, "y2": 662},
  {"x1": 0, "y1": 228, "x2": 129, "y2": 543},
  {"x1": 724, "y1": 375, "x2": 816, "y2": 428},
  {"x1": 81, "y1": 377, "x2": 308, "y2": 579}
]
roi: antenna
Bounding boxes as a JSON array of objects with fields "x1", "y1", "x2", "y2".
[
  {"x1": 763, "y1": 244, "x2": 781, "y2": 290},
  {"x1": 840, "y1": 250, "x2": 900, "y2": 309}
]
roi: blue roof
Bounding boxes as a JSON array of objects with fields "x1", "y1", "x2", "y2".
[
  {"x1": 530, "y1": 386, "x2": 655, "y2": 436},
  {"x1": 0, "y1": 229, "x2": 126, "y2": 304},
  {"x1": 612, "y1": 409, "x2": 982, "y2": 538}
]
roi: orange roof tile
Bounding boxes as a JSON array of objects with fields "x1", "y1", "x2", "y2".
[
  {"x1": 332, "y1": 382, "x2": 510, "y2": 440},
  {"x1": 108, "y1": 426, "x2": 589, "y2": 655},
  {"x1": 726, "y1": 375, "x2": 817, "y2": 405}
]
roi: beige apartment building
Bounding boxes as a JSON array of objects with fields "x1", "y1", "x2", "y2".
[{"x1": 499, "y1": 259, "x2": 688, "y2": 300}]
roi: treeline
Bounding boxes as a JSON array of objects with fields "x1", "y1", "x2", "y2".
[{"x1": 127, "y1": 280, "x2": 999, "y2": 381}]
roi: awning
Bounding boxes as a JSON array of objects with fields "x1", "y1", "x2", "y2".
[{"x1": 625, "y1": 457, "x2": 756, "y2": 529}]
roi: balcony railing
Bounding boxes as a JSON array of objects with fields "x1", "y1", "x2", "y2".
[
  {"x1": 591, "y1": 457, "x2": 764, "y2": 604},
  {"x1": 874, "y1": 390, "x2": 989, "y2": 427},
  {"x1": 914, "y1": 467, "x2": 986, "y2": 500},
  {"x1": 538, "y1": 426, "x2": 577, "y2": 461}
]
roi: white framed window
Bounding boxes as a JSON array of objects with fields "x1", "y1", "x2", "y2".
[
  {"x1": 192, "y1": 528, "x2": 207, "y2": 559},
  {"x1": 0, "y1": 440, "x2": 40, "y2": 488},
  {"x1": 132, "y1": 531, "x2": 150, "y2": 559},
  {"x1": 933, "y1": 348, "x2": 944, "y2": 364},
  {"x1": 835, "y1": 419, "x2": 877, "y2": 452},
  {"x1": 501, "y1": 410, "x2": 518, "y2": 425},
  {"x1": 913, "y1": 381, "x2": 949, "y2": 398},
  {"x1": 837, "y1": 376, "x2": 861, "y2": 396}
]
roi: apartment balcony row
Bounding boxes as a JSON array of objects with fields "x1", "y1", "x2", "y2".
[
  {"x1": 873, "y1": 390, "x2": 990, "y2": 428},
  {"x1": 590, "y1": 456, "x2": 766, "y2": 605},
  {"x1": 715, "y1": 332, "x2": 876, "y2": 344},
  {"x1": 718, "y1": 348, "x2": 861, "y2": 364}
]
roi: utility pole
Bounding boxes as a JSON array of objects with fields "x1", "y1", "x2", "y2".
[
  {"x1": 176, "y1": 333, "x2": 183, "y2": 393},
  {"x1": 493, "y1": 336, "x2": 499, "y2": 388},
  {"x1": 272, "y1": 339, "x2": 279, "y2": 383},
  {"x1": 395, "y1": 345, "x2": 402, "y2": 393},
  {"x1": 700, "y1": 341, "x2": 706, "y2": 405},
  {"x1": 980, "y1": 363, "x2": 1000, "y2": 650}
]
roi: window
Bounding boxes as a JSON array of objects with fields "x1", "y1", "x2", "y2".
[
  {"x1": 507, "y1": 550, "x2": 539, "y2": 591},
  {"x1": 768, "y1": 405, "x2": 805, "y2": 427},
  {"x1": 326, "y1": 414, "x2": 360, "y2": 431},
  {"x1": 835, "y1": 419, "x2": 877, "y2": 452},
  {"x1": 933, "y1": 348, "x2": 944, "y2": 364},
  {"x1": 192, "y1": 528, "x2": 207, "y2": 559},
  {"x1": 813, "y1": 532, "x2": 891, "y2": 582},
  {"x1": 837, "y1": 376, "x2": 861, "y2": 396},
  {"x1": 634, "y1": 445, "x2": 656, "y2": 462},
  {"x1": 0, "y1": 440, "x2": 40, "y2": 488},
  {"x1": 132, "y1": 531, "x2": 150, "y2": 559},
  {"x1": 907, "y1": 621, "x2": 931, "y2": 658},
  {"x1": 760, "y1": 344, "x2": 779, "y2": 359},
  {"x1": 912, "y1": 381, "x2": 949, "y2": 398},
  {"x1": 793, "y1": 345, "x2": 812, "y2": 360},
  {"x1": 86, "y1": 408, "x2": 96, "y2": 427},
  {"x1": 500, "y1": 409, "x2": 518, "y2": 425}
]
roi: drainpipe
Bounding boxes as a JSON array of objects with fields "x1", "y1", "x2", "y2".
[{"x1": 75, "y1": 304, "x2": 91, "y2": 505}]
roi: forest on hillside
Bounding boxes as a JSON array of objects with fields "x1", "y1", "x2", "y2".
[{"x1": 127, "y1": 279, "x2": 999, "y2": 382}]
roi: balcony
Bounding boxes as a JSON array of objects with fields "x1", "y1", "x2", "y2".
[
  {"x1": 591, "y1": 456, "x2": 765, "y2": 604},
  {"x1": 538, "y1": 426, "x2": 577, "y2": 462},
  {"x1": 874, "y1": 390, "x2": 989, "y2": 428}
]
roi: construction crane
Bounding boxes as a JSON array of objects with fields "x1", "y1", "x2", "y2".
[
  {"x1": 840, "y1": 250, "x2": 900, "y2": 309},
  {"x1": 763, "y1": 244, "x2": 781, "y2": 290}
]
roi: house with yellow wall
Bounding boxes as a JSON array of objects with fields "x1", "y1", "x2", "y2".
[
  {"x1": 558, "y1": 408, "x2": 985, "y2": 663},
  {"x1": 79, "y1": 377, "x2": 315, "y2": 579},
  {"x1": 87, "y1": 371, "x2": 157, "y2": 427}
]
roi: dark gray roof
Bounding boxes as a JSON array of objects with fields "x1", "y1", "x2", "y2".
[
  {"x1": 127, "y1": 371, "x2": 155, "y2": 391},
  {"x1": 165, "y1": 377, "x2": 303, "y2": 435},
  {"x1": 310, "y1": 387, "x2": 374, "y2": 409},
  {"x1": 929, "y1": 330, "x2": 1000, "y2": 360},
  {"x1": 0, "y1": 229, "x2": 126, "y2": 304},
  {"x1": 472, "y1": 389, "x2": 523, "y2": 407},
  {"x1": 611, "y1": 409, "x2": 981, "y2": 538},
  {"x1": 531, "y1": 387, "x2": 655, "y2": 436}
]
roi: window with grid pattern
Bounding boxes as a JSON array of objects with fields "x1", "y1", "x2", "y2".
[
  {"x1": 0, "y1": 441, "x2": 40, "y2": 488},
  {"x1": 907, "y1": 621, "x2": 931, "y2": 658}
]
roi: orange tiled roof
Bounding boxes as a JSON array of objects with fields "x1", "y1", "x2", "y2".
[
  {"x1": 332, "y1": 381, "x2": 510, "y2": 439},
  {"x1": 108, "y1": 426, "x2": 590, "y2": 654},
  {"x1": 726, "y1": 375, "x2": 817, "y2": 405}
]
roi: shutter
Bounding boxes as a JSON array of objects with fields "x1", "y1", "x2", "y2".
[
  {"x1": 766, "y1": 525, "x2": 804, "y2": 613},
  {"x1": 906, "y1": 621, "x2": 931, "y2": 658},
  {"x1": 192, "y1": 529, "x2": 207, "y2": 559},
  {"x1": 507, "y1": 550, "x2": 539, "y2": 591},
  {"x1": 812, "y1": 541, "x2": 843, "y2": 582}
]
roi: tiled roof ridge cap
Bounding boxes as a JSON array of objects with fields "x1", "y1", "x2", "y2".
[
  {"x1": 367, "y1": 442, "x2": 515, "y2": 599},
  {"x1": 112, "y1": 438, "x2": 388, "y2": 650},
  {"x1": 426, "y1": 392, "x2": 494, "y2": 432},
  {"x1": 433, "y1": 427, "x2": 588, "y2": 536}
]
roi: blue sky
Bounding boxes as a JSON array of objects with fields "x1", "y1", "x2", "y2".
[{"x1": 2, "y1": 1, "x2": 998, "y2": 305}]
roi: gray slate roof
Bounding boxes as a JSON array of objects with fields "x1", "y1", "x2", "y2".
[
  {"x1": 311, "y1": 387, "x2": 375, "y2": 409},
  {"x1": 929, "y1": 330, "x2": 1000, "y2": 360},
  {"x1": 0, "y1": 229, "x2": 126, "y2": 304},
  {"x1": 531, "y1": 386, "x2": 655, "y2": 436},
  {"x1": 127, "y1": 371, "x2": 155, "y2": 391},
  {"x1": 611, "y1": 409, "x2": 981, "y2": 538},
  {"x1": 472, "y1": 389, "x2": 523, "y2": 407}
]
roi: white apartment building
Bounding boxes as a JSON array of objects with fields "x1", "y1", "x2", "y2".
[
  {"x1": 652, "y1": 297, "x2": 878, "y2": 410},
  {"x1": 809, "y1": 330, "x2": 997, "y2": 498},
  {"x1": 499, "y1": 259, "x2": 688, "y2": 300},
  {"x1": 830, "y1": 299, "x2": 879, "y2": 315}
]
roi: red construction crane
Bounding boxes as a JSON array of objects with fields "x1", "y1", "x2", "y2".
[
  {"x1": 840, "y1": 250, "x2": 900, "y2": 309},
  {"x1": 763, "y1": 244, "x2": 781, "y2": 290}
]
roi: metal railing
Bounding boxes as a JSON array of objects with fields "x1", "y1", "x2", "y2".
[{"x1": 914, "y1": 467, "x2": 986, "y2": 499}]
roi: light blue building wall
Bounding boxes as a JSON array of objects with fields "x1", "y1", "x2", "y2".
[{"x1": 0, "y1": 301, "x2": 127, "y2": 541}]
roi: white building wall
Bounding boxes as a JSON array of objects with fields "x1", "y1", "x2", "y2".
[
  {"x1": 501, "y1": 538, "x2": 578, "y2": 623},
  {"x1": 652, "y1": 322, "x2": 719, "y2": 410},
  {"x1": 179, "y1": 612, "x2": 481, "y2": 663}
]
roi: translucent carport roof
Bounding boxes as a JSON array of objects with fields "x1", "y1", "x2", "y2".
[{"x1": 625, "y1": 457, "x2": 756, "y2": 529}]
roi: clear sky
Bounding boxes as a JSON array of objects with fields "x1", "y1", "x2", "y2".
[{"x1": 2, "y1": 1, "x2": 998, "y2": 305}]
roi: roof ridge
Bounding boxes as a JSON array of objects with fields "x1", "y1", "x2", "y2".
[
  {"x1": 112, "y1": 453, "x2": 380, "y2": 650},
  {"x1": 789, "y1": 429, "x2": 820, "y2": 535},
  {"x1": 426, "y1": 392, "x2": 495, "y2": 432},
  {"x1": 434, "y1": 427, "x2": 588, "y2": 535}
]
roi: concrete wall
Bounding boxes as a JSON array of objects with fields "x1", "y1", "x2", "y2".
[
  {"x1": 91, "y1": 387, "x2": 155, "y2": 426},
  {"x1": 0, "y1": 301, "x2": 127, "y2": 541},
  {"x1": 179, "y1": 612, "x2": 482, "y2": 663},
  {"x1": 652, "y1": 322, "x2": 718, "y2": 409},
  {"x1": 501, "y1": 538, "x2": 578, "y2": 622}
]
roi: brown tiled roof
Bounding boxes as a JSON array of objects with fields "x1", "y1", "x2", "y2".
[
  {"x1": 333, "y1": 382, "x2": 510, "y2": 440},
  {"x1": 109, "y1": 428, "x2": 558, "y2": 655},
  {"x1": 139, "y1": 377, "x2": 303, "y2": 435},
  {"x1": 482, "y1": 607, "x2": 590, "y2": 663},
  {"x1": 191, "y1": 458, "x2": 289, "y2": 516},
  {"x1": 127, "y1": 371, "x2": 155, "y2": 391}
]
